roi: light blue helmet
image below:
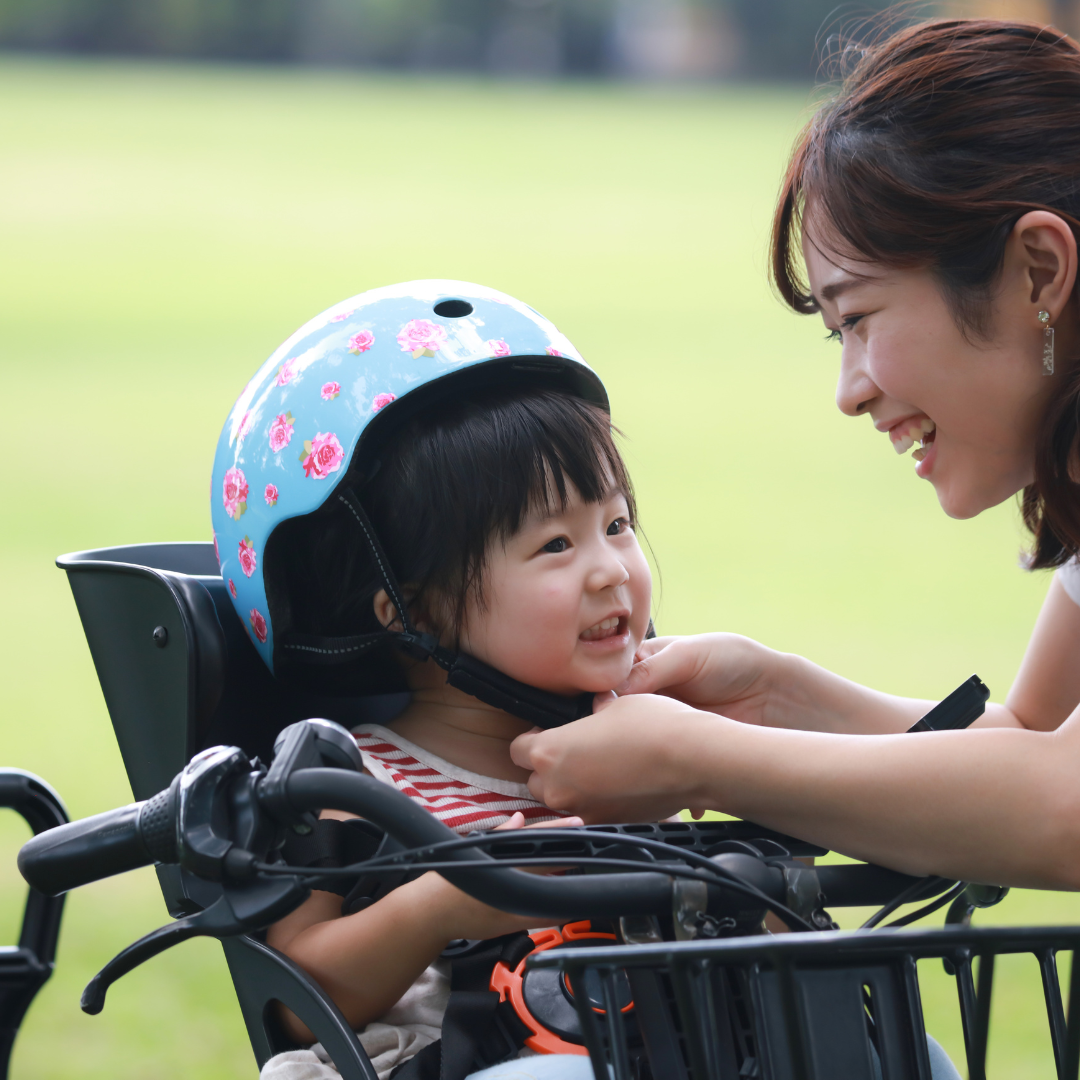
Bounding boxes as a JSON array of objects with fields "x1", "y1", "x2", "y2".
[{"x1": 211, "y1": 279, "x2": 606, "y2": 696}]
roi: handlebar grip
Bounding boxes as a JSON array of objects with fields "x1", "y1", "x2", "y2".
[{"x1": 18, "y1": 789, "x2": 177, "y2": 897}]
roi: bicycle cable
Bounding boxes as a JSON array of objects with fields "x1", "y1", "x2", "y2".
[
  {"x1": 861, "y1": 874, "x2": 952, "y2": 929},
  {"x1": 252, "y1": 827, "x2": 818, "y2": 931},
  {"x1": 881, "y1": 881, "x2": 967, "y2": 929}
]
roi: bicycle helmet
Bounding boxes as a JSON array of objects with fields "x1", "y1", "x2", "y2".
[{"x1": 210, "y1": 280, "x2": 607, "y2": 727}]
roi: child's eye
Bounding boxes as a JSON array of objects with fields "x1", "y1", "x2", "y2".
[
  {"x1": 607, "y1": 517, "x2": 631, "y2": 536},
  {"x1": 542, "y1": 537, "x2": 569, "y2": 554}
]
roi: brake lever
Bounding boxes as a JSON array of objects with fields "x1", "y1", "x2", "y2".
[{"x1": 81, "y1": 870, "x2": 310, "y2": 1014}]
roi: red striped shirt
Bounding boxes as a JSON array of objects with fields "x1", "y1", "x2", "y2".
[{"x1": 352, "y1": 724, "x2": 568, "y2": 834}]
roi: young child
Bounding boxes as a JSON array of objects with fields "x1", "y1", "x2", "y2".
[{"x1": 210, "y1": 282, "x2": 652, "y2": 1080}]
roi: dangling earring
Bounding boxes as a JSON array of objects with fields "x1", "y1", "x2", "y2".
[{"x1": 1038, "y1": 310, "x2": 1055, "y2": 376}]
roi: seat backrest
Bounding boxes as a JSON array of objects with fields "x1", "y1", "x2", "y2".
[
  {"x1": 58, "y1": 542, "x2": 408, "y2": 801},
  {"x1": 58, "y1": 542, "x2": 401, "y2": 1075}
]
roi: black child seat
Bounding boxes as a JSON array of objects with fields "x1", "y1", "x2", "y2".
[
  {"x1": 0, "y1": 770, "x2": 67, "y2": 1080},
  {"x1": 58, "y1": 542, "x2": 411, "y2": 1080}
]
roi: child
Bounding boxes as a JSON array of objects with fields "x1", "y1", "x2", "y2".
[{"x1": 210, "y1": 282, "x2": 652, "y2": 1080}]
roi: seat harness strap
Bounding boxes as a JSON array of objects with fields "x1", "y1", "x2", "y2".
[
  {"x1": 277, "y1": 488, "x2": 594, "y2": 729},
  {"x1": 390, "y1": 934, "x2": 536, "y2": 1080}
]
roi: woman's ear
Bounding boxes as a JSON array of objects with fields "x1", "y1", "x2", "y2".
[
  {"x1": 1004, "y1": 210, "x2": 1078, "y2": 325},
  {"x1": 372, "y1": 589, "x2": 404, "y2": 632}
]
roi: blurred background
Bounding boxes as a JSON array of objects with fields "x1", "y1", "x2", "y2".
[
  {"x1": 0, "y1": 0, "x2": 1075, "y2": 78},
  {"x1": 0, "y1": 0, "x2": 1076, "y2": 1077}
]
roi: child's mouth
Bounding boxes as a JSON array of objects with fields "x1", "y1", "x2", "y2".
[{"x1": 580, "y1": 615, "x2": 627, "y2": 642}]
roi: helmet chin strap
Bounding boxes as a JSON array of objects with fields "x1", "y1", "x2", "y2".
[{"x1": 277, "y1": 489, "x2": 594, "y2": 729}]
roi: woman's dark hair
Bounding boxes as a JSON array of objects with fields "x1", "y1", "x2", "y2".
[
  {"x1": 771, "y1": 17, "x2": 1080, "y2": 568},
  {"x1": 267, "y1": 383, "x2": 635, "y2": 676}
]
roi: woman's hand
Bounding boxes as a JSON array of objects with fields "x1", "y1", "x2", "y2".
[
  {"x1": 624, "y1": 633, "x2": 930, "y2": 735},
  {"x1": 511, "y1": 694, "x2": 711, "y2": 823},
  {"x1": 622, "y1": 634, "x2": 783, "y2": 725}
]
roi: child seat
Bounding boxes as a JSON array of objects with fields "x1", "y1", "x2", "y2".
[
  {"x1": 0, "y1": 770, "x2": 67, "y2": 1080},
  {"x1": 58, "y1": 541, "x2": 409, "y2": 1080}
]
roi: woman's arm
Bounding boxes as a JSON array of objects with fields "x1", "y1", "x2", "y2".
[
  {"x1": 1003, "y1": 576, "x2": 1080, "y2": 730},
  {"x1": 623, "y1": 575, "x2": 1080, "y2": 734},
  {"x1": 513, "y1": 693, "x2": 1080, "y2": 890}
]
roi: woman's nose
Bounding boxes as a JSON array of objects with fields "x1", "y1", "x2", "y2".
[{"x1": 835, "y1": 346, "x2": 879, "y2": 417}]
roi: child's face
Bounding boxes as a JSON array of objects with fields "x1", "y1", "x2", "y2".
[{"x1": 457, "y1": 484, "x2": 652, "y2": 697}]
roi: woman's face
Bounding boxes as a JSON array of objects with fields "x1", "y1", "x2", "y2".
[
  {"x1": 802, "y1": 220, "x2": 1061, "y2": 519},
  {"x1": 458, "y1": 485, "x2": 652, "y2": 697}
]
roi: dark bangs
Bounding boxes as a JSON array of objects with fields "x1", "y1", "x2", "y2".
[{"x1": 270, "y1": 385, "x2": 635, "y2": 650}]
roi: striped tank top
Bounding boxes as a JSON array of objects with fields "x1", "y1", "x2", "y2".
[{"x1": 352, "y1": 723, "x2": 568, "y2": 834}]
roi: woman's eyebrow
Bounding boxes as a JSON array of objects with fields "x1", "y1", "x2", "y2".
[{"x1": 814, "y1": 277, "x2": 862, "y2": 304}]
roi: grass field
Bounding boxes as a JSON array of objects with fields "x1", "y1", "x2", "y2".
[{"x1": 0, "y1": 56, "x2": 1074, "y2": 1078}]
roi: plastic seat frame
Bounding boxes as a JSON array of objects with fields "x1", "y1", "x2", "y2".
[
  {"x1": 0, "y1": 769, "x2": 68, "y2": 1080},
  {"x1": 58, "y1": 541, "x2": 404, "y2": 1080}
]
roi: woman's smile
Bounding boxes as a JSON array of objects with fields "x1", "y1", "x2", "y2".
[{"x1": 883, "y1": 415, "x2": 936, "y2": 457}]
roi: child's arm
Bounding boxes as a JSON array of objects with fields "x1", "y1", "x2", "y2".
[{"x1": 267, "y1": 811, "x2": 576, "y2": 1041}]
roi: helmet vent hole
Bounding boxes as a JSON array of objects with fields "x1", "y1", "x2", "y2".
[{"x1": 433, "y1": 299, "x2": 473, "y2": 318}]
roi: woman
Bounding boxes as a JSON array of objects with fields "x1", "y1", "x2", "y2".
[{"x1": 511, "y1": 17, "x2": 1080, "y2": 891}]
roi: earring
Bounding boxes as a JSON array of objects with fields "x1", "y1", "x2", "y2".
[{"x1": 1038, "y1": 310, "x2": 1055, "y2": 376}]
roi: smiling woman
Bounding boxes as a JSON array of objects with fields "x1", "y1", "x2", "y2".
[{"x1": 510, "y1": 17, "x2": 1080, "y2": 896}]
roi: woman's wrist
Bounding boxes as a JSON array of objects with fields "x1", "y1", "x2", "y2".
[{"x1": 770, "y1": 651, "x2": 927, "y2": 734}]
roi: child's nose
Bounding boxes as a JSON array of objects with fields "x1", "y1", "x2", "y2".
[{"x1": 586, "y1": 547, "x2": 630, "y2": 592}]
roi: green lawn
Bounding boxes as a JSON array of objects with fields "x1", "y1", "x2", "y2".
[{"x1": 0, "y1": 57, "x2": 1071, "y2": 1078}]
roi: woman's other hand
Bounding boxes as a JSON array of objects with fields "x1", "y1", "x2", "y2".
[{"x1": 510, "y1": 694, "x2": 709, "y2": 823}]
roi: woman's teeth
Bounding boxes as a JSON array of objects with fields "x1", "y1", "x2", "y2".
[
  {"x1": 581, "y1": 617, "x2": 621, "y2": 641},
  {"x1": 892, "y1": 418, "x2": 935, "y2": 456}
]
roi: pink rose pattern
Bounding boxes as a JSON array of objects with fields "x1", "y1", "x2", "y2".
[
  {"x1": 300, "y1": 431, "x2": 345, "y2": 479},
  {"x1": 223, "y1": 467, "x2": 248, "y2": 521},
  {"x1": 396, "y1": 319, "x2": 447, "y2": 357},
  {"x1": 249, "y1": 607, "x2": 268, "y2": 644},
  {"x1": 238, "y1": 536, "x2": 257, "y2": 578},
  {"x1": 348, "y1": 330, "x2": 374, "y2": 354},
  {"x1": 220, "y1": 318, "x2": 547, "y2": 599},
  {"x1": 331, "y1": 309, "x2": 355, "y2": 323},
  {"x1": 268, "y1": 412, "x2": 295, "y2": 453},
  {"x1": 275, "y1": 357, "x2": 300, "y2": 386}
]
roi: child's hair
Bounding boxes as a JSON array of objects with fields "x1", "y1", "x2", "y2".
[{"x1": 266, "y1": 382, "x2": 635, "y2": 674}]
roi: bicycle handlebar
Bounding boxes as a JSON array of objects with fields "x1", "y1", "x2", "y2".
[
  {"x1": 286, "y1": 768, "x2": 697, "y2": 919},
  {"x1": 18, "y1": 802, "x2": 155, "y2": 896},
  {"x1": 17, "y1": 724, "x2": 953, "y2": 927}
]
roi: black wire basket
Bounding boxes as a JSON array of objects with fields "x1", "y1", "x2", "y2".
[{"x1": 529, "y1": 924, "x2": 1080, "y2": 1080}]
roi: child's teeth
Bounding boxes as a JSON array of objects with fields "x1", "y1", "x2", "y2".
[{"x1": 582, "y1": 616, "x2": 621, "y2": 639}]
